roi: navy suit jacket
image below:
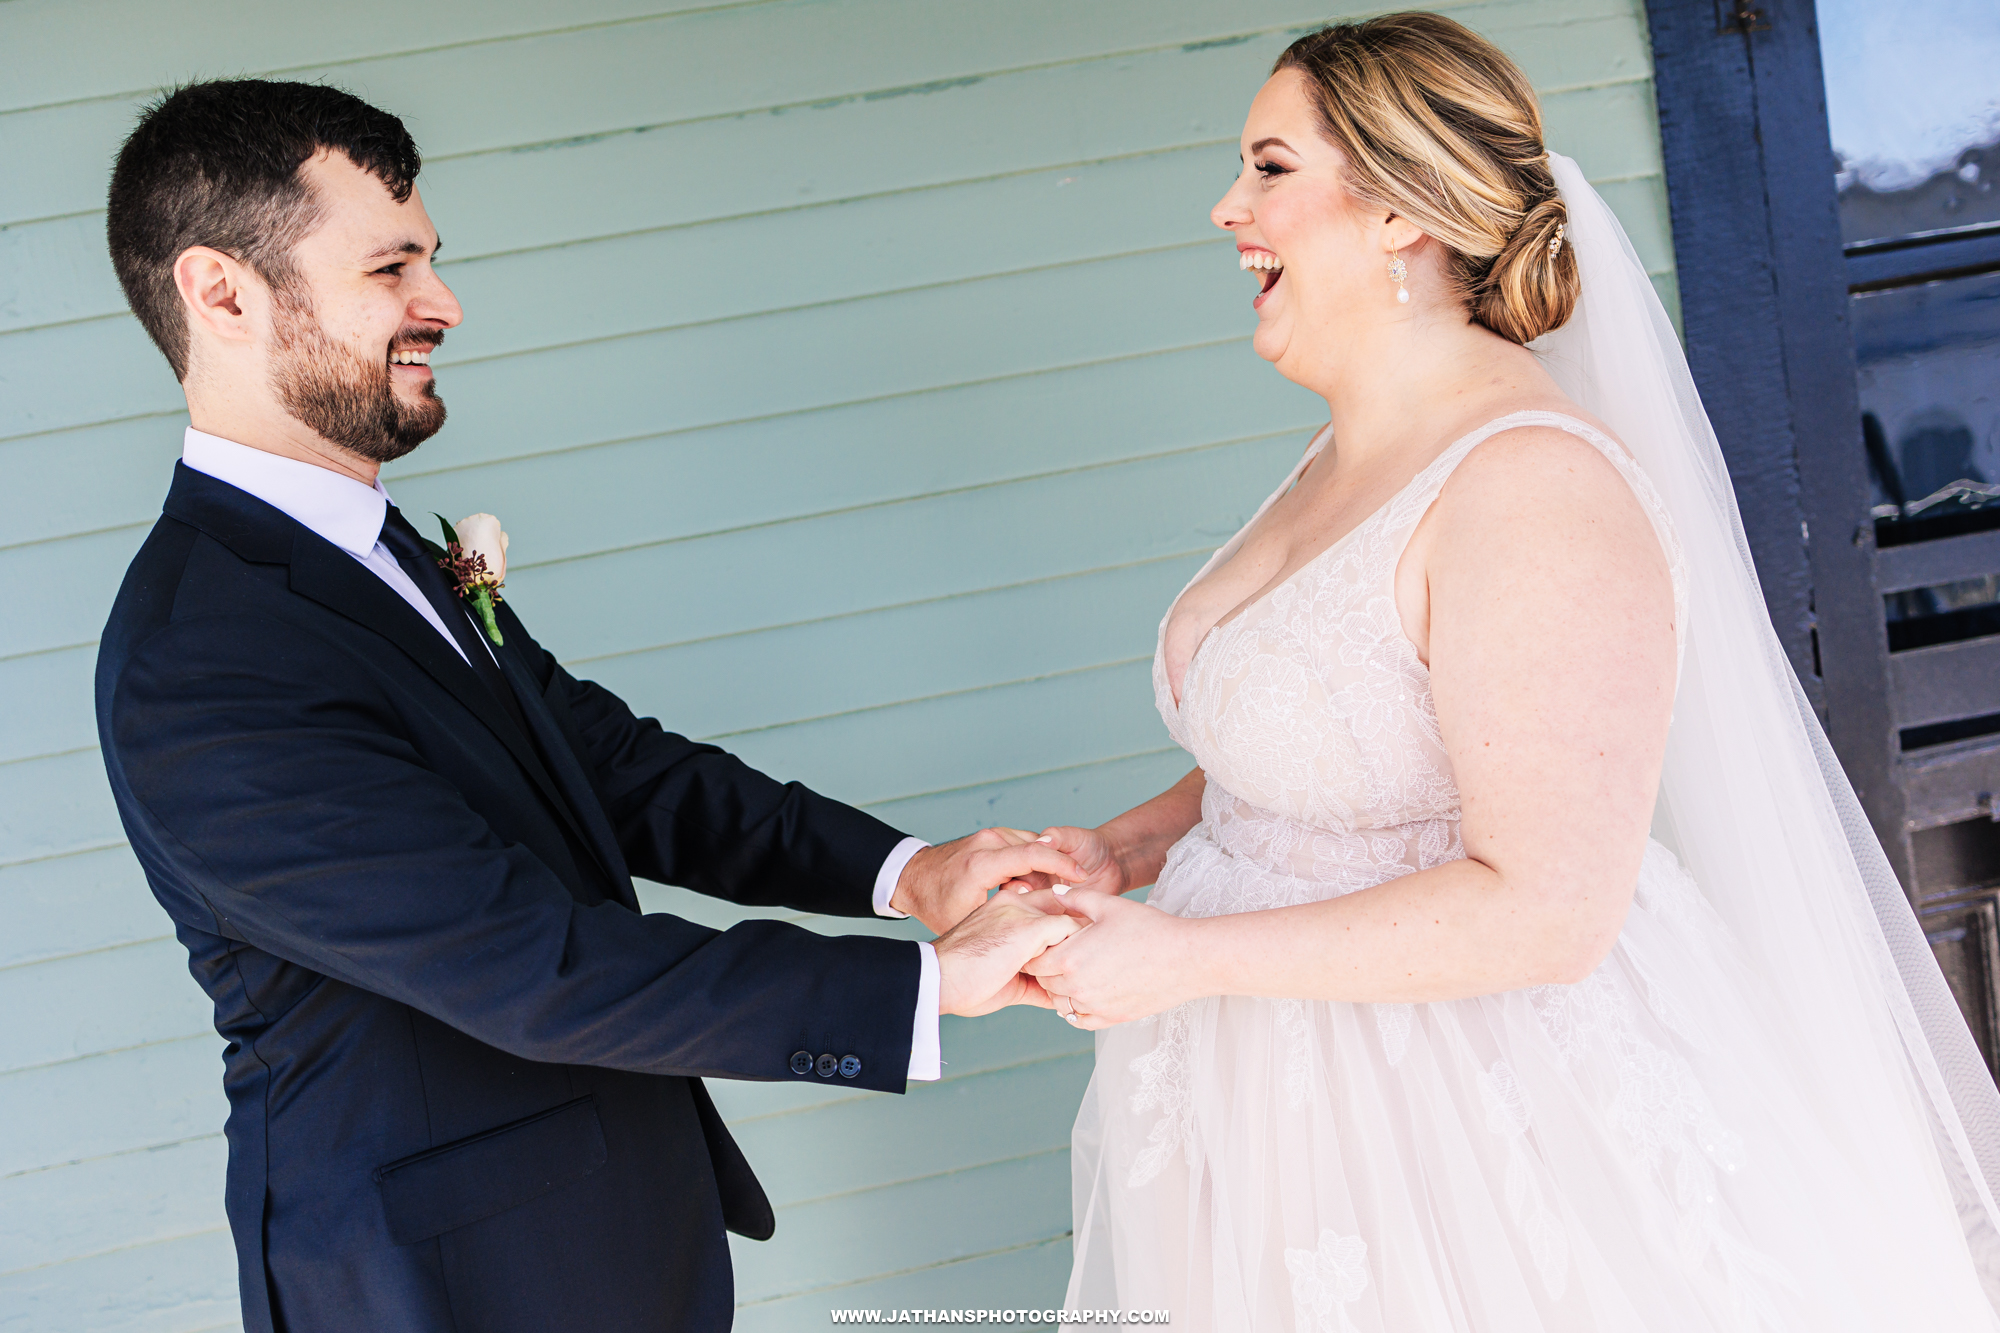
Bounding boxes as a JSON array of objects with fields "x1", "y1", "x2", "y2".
[{"x1": 96, "y1": 464, "x2": 924, "y2": 1332}]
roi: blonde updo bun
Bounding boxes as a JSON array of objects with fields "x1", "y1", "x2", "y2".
[{"x1": 1273, "y1": 13, "x2": 1579, "y2": 344}]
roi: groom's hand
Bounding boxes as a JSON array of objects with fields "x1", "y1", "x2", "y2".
[
  {"x1": 933, "y1": 890, "x2": 1082, "y2": 1017},
  {"x1": 893, "y1": 829, "x2": 1085, "y2": 934}
]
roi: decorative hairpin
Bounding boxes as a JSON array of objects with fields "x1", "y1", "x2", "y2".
[{"x1": 1548, "y1": 222, "x2": 1567, "y2": 260}]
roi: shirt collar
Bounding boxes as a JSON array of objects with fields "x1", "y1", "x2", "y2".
[{"x1": 180, "y1": 427, "x2": 394, "y2": 557}]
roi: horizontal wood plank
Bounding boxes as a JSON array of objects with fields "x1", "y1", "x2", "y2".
[
  {"x1": 1890, "y1": 635, "x2": 2000, "y2": 730},
  {"x1": 504, "y1": 434, "x2": 1297, "y2": 661},
  {"x1": 0, "y1": 747, "x2": 124, "y2": 868},
  {"x1": 0, "y1": 414, "x2": 185, "y2": 552},
  {"x1": 582, "y1": 556, "x2": 1206, "y2": 743},
  {"x1": 0, "y1": 1135, "x2": 227, "y2": 1277},
  {"x1": 1, "y1": 1033, "x2": 226, "y2": 1176},
  {"x1": 865, "y1": 747, "x2": 1196, "y2": 845},
  {"x1": 0, "y1": 1224, "x2": 239, "y2": 1333},
  {"x1": 0, "y1": 0, "x2": 703, "y2": 114},
  {"x1": 0, "y1": 644, "x2": 99, "y2": 765},
  {"x1": 0, "y1": 938, "x2": 212, "y2": 1075},
  {"x1": 719, "y1": 659, "x2": 1166, "y2": 808},
  {"x1": 0, "y1": 846, "x2": 166, "y2": 971},
  {"x1": 1877, "y1": 529, "x2": 2000, "y2": 595},
  {"x1": 1901, "y1": 739, "x2": 2000, "y2": 830},
  {"x1": 1, "y1": 524, "x2": 145, "y2": 657},
  {"x1": 728, "y1": 1149, "x2": 1072, "y2": 1304}
]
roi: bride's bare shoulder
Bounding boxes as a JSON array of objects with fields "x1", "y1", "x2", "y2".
[
  {"x1": 1437, "y1": 410, "x2": 1637, "y2": 512},
  {"x1": 1424, "y1": 413, "x2": 1665, "y2": 581}
]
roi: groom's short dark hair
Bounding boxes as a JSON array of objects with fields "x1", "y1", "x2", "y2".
[{"x1": 107, "y1": 79, "x2": 422, "y2": 381}]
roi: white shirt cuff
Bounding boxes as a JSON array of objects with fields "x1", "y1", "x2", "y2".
[
  {"x1": 908, "y1": 941, "x2": 942, "y2": 1082},
  {"x1": 872, "y1": 836, "x2": 929, "y2": 918}
]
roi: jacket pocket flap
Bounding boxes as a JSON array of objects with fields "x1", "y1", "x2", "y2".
[{"x1": 375, "y1": 1095, "x2": 606, "y2": 1245}]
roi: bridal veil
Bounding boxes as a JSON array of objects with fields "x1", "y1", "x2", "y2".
[{"x1": 1534, "y1": 152, "x2": 2000, "y2": 1285}]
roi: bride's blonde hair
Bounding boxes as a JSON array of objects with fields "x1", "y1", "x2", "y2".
[{"x1": 1273, "y1": 13, "x2": 1578, "y2": 344}]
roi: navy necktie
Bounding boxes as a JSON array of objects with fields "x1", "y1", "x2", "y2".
[{"x1": 377, "y1": 506, "x2": 530, "y2": 738}]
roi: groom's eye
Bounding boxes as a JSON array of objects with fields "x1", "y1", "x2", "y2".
[{"x1": 372, "y1": 262, "x2": 405, "y2": 276}]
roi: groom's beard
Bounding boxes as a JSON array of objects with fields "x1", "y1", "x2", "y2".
[{"x1": 269, "y1": 288, "x2": 446, "y2": 465}]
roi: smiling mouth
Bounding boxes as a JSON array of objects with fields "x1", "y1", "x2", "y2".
[
  {"x1": 388, "y1": 348, "x2": 432, "y2": 367},
  {"x1": 1240, "y1": 249, "x2": 1284, "y2": 296}
]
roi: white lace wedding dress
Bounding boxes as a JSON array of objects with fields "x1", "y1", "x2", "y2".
[{"x1": 1061, "y1": 411, "x2": 2000, "y2": 1330}]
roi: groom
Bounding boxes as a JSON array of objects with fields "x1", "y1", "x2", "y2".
[{"x1": 95, "y1": 80, "x2": 1082, "y2": 1333}]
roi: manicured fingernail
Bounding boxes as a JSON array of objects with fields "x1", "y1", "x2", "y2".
[
  {"x1": 1016, "y1": 885, "x2": 1030, "y2": 894},
  {"x1": 1053, "y1": 884, "x2": 1071, "y2": 895},
  {"x1": 1036, "y1": 836, "x2": 1053, "y2": 843}
]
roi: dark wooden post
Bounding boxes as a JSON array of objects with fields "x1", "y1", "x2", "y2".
[{"x1": 1642, "y1": 0, "x2": 1908, "y2": 883}]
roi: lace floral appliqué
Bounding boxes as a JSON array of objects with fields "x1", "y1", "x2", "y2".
[{"x1": 1285, "y1": 1229, "x2": 1370, "y2": 1333}]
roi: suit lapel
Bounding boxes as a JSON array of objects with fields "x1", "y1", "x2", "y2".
[
  {"x1": 492, "y1": 645, "x2": 638, "y2": 910},
  {"x1": 286, "y1": 528, "x2": 613, "y2": 875},
  {"x1": 165, "y1": 463, "x2": 623, "y2": 894}
]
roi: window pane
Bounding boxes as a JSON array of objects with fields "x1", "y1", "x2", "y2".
[
  {"x1": 1817, "y1": 0, "x2": 2000, "y2": 245},
  {"x1": 1853, "y1": 269, "x2": 2000, "y2": 516}
]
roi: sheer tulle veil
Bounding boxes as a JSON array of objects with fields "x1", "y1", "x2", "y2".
[{"x1": 1537, "y1": 154, "x2": 2000, "y2": 1272}]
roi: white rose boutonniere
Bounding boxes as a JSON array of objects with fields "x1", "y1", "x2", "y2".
[{"x1": 418, "y1": 512, "x2": 509, "y2": 646}]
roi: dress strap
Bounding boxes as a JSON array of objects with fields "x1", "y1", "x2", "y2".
[{"x1": 1383, "y1": 409, "x2": 1689, "y2": 663}]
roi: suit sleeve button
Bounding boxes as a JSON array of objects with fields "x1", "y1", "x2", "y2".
[
  {"x1": 815, "y1": 1053, "x2": 839, "y2": 1078},
  {"x1": 789, "y1": 1050, "x2": 814, "y2": 1076},
  {"x1": 839, "y1": 1055, "x2": 862, "y2": 1079}
]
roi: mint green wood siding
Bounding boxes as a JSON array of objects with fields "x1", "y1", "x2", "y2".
[{"x1": 0, "y1": 2, "x2": 1671, "y2": 1327}]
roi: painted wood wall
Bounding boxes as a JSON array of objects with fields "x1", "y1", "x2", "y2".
[{"x1": 0, "y1": 2, "x2": 1672, "y2": 1328}]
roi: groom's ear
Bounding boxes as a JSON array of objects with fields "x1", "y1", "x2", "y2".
[{"x1": 173, "y1": 245, "x2": 265, "y2": 367}]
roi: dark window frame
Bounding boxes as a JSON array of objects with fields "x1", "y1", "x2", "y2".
[{"x1": 1643, "y1": 0, "x2": 1905, "y2": 878}]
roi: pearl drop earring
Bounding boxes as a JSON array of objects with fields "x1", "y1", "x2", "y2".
[{"x1": 1388, "y1": 252, "x2": 1409, "y2": 304}]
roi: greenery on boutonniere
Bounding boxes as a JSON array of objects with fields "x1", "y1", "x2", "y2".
[{"x1": 418, "y1": 513, "x2": 506, "y2": 646}]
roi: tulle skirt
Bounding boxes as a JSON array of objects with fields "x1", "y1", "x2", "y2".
[{"x1": 1062, "y1": 828, "x2": 2000, "y2": 1331}]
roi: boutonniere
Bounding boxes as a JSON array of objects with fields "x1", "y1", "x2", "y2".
[{"x1": 419, "y1": 512, "x2": 509, "y2": 646}]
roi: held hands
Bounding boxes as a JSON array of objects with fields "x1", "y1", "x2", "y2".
[
  {"x1": 999, "y1": 824, "x2": 1129, "y2": 898},
  {"x1": 891, "y1": 827, "x2": 1087, "y2": 934},
  {"x1": 912, "y1": 821, "x2": 1203, "y2": 1024},
  {"x1": 932, "y1": 888, "x2": 1083, "y2": 1017},
  {"x1": 1020, "y1": 888, "x2": 1205, "y2": 1030}
]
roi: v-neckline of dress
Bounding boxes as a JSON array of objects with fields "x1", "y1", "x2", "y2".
[
  {"x1": 1165, "y1": 411, "x2": 1559, "y2": 712},
  {"x1": 1168, "y1": 480, "x2": 1399, "y2": 713}
]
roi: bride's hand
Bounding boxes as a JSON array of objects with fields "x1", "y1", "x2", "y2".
[
  {"x1": 999, "y1": 824, "x2": 1127, "y2": 897},
  {"x1": 1020, "y1": 888, "x2": 1203, "y2": 1029}
]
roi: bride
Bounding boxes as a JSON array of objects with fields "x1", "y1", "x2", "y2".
[{"x1": 1016, "y1": 13, "x2": 2000, "y2": 1329}]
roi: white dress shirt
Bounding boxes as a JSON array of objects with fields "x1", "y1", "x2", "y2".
[{"x1": 182, "y1": 427, "x2": 942, "y2": 1080}]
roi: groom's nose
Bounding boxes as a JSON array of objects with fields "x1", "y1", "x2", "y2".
[{"x1": 408, "y1": 268, "x2": 463, "y2": 331}]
